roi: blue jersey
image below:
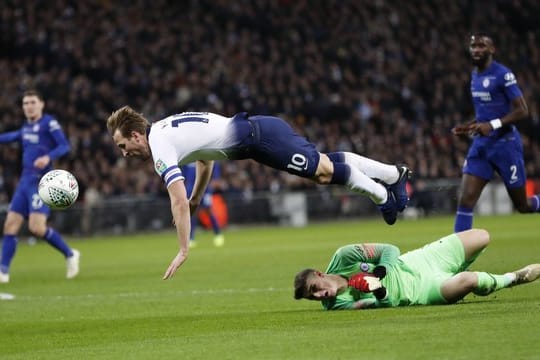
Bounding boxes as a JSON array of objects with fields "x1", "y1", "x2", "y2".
[
  {"x1": 470, "y1": 61, "x2": 522, "y2": 137},
  {"x1": 0, "y1": 114, "x2": 70, "y2": 179},
  {"x1": 0, "y1": 113, "x2": 70, "y2": 216},
  {"x1": 464, "y1": 61, "x2": 525, "y2": 187}
]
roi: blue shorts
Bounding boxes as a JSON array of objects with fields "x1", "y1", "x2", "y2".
[
  {"x1": 9, "y1": 176, "x2": 50, "y2": 217},
  {"x1": 237, "y1": 115, "x2": 320, "y2": 178},
  {"x1": 463, "y1": 130, "x2": 525, "y2": 188}
]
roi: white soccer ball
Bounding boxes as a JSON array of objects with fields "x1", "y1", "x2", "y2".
[{"x1": 38, "y1": 169, "x2": 79, "y2": 209}]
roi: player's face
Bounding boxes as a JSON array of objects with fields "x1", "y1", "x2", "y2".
[
  {"x1": 304, "y1": 273, "x2": 339, "y2": 300},
  {"x1": 113, "y1": 130, "x2": 151, "y2": 160},
  {"x1": 469, "y1": 36, "x2": 493, "y2": 67},
  {"x1": 22, "y1": 95, "x2": 44, "y2": 121}
]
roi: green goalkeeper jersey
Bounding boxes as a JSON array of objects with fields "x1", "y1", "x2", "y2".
[{"x1": 321, "y1": 239, "x2": 455, "y2": 310}]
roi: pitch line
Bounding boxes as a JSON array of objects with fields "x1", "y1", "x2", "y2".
[{"x1": 9, "y1": 286, "x2": 291, "y2": 301}]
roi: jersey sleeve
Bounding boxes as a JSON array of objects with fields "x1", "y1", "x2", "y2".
[
  {"x1": 47, "y1": 118, "x2": 70, "y2": 160},
  {"x1": 326, "y1": 243, "x2": 400, "y2": 273},
  {"x1": 0, "y1": 129, "x2": 22, "y2": 144},
  {"x1": 500, "y1": 69, "x2": 523, "y2": 100},
  {"x1": 149, "y1": 134, "x2": 184, "y2": 188}
]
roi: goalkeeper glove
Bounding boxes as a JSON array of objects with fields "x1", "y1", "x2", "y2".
[{"x1": 348, "y1": 272, "x2": 382, "y2": 292}]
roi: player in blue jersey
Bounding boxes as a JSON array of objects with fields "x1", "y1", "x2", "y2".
[
  {"x1": 452, "y1": 33, "x2": 540, "y2": 232},
  {"x1": 0, "y1": 90, "x2": 80, "y2": 283},
  {"x1": 294, "y1": 229, "x2": 540, "y2": 310},
  {"x1": 181, "y1": 162, "x2": 225, "y2": 248},
  {"x1": 106, "y1": 107, "x2": 411, "y2": 279}
]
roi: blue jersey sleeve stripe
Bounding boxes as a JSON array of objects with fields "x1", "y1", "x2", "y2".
[
  {"x1": 162, "y1": 166, "x2": 184, "y2": 185},
  {"x1": 161, "y1": 165, "x2": 181, "y2": 179},
  {"x1": 165, "y1": 173, "x2": 184, "y2": 187}
]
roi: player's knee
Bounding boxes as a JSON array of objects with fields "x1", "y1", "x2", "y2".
[
  {"x1": 473, "y1": 228, "x2": 490, "y2": 247},
  {"x1": 457, "y1": 272, "x2": 478, "y2": 291},
  {"x1": 3, "y1": 219, "x2": 20, "y2": 235},
  {"x1": 28, "y1": 223, "x2": 47, "y2": 237},
  {"x1": 313, "y1": 173, "x2": 332, "y2": 185}
]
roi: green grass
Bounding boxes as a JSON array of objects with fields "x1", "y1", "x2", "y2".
[{"x1": 1, "y1": 214, "x2": 539, "y2": 359}]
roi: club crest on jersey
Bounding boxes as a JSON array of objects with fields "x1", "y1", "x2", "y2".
[
  {"x1": 482, "y1": 78, "x2": 490, "y2": 88},
  {"x1": 360, "y1": 263, "x2": 370, "y2": 272},
  {"x1": 155, "y1": 159, "x2": 167, "y2": 174}
]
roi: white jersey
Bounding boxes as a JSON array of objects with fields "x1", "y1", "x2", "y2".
[{"x1": 148, "y1": 112, "x2": 239, "y2": 187}]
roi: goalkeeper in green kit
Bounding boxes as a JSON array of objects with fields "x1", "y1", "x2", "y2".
[{"x1": 294, "y1": 229, "x2": 540, "y2": 310}]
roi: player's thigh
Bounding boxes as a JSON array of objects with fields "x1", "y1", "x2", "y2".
[
  {"x1": 463, "y1": 143, "x2": 494, "y2": 183},
  {"x1": 490, "y1": 140, "x2": 526, "y2": 188},
  {"x1": 402, "y1": 234, "x2": 465, "y2": 275},
  {"x1": 249, "y1": 116, "x2": 320, "y2": 178}
]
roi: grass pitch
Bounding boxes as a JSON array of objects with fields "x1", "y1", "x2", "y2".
[{"x1": 1, "y1": 214, "x2": 539, "y2": 359}]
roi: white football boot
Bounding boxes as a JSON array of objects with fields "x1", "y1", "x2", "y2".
[{"x1": 66, "y1": 249, "x2": 80, "y2": 279}]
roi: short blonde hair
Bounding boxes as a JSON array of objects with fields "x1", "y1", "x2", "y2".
[{"x1": 106, "y1": 106, "x2": 149, "y2": 138}]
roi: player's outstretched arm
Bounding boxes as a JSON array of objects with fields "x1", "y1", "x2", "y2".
[
  {"x1": 163, "y1": 180, "x2": 191, "y2": 280},
  {"x1": 0, "y1": 130, "x2": 22, "y2": 144}
]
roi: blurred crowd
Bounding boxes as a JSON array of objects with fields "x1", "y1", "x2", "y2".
[{"x1": 1, "y1": 0, "x2": 539, "y2": 205}]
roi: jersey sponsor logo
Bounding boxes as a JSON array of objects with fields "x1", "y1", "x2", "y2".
[
  {"x1": 471, "y1": 91, "x2": 491, "y2": 101},
  {"x1": 23, "y1": 133, "x2": 39, "y2": 143},
  {"x1": 155, "y1": 159, "x2": 167, "y2": 174}
]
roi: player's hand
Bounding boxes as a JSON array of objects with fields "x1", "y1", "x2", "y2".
[
  {"x1": 468, "y1": 122, "x2": 492, "y2": 136},
  {"x1": 348, "y1": 272, "x2": 382, "y2": 292},
  {"x1": 33, "y1": 155, "x2": 51, "y2": 169},
  {"x1": 188, "y1": 199, "x2": 199, "y2": 215},
  {"x1": 162, "y1": 249, "x2": 188, "y2": 280},
  {"x1": 451, "y1": 122, "x2": 474, "y2": 136}
]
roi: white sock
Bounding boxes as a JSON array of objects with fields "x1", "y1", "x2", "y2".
[
  {"x1": 346, "y1": 167, "x2": 388, "y2": 204},
  {"x1": 503, "y1": 272, "x2": 516, "y2": 286},
  {"x1": 343, "y1": 153, "x2": 399, "y2": 184}
]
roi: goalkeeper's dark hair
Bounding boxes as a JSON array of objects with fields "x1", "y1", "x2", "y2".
[{"x1": 293, "y1": 268, "x2": 317, "y2": 300}]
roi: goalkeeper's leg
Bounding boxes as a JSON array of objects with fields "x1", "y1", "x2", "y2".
[
  {"x1": 441, "y1": 265, "x2": 540, "y2": 302},
  {"x1": 440, "y1": 272, "x2": 513, "y2": 302}
]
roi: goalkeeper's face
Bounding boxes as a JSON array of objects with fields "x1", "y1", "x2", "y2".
[{"x1": 304, "y1": 272, "x2": 340, "y2": 300}]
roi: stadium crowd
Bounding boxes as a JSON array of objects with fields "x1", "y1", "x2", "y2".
[{"x1": 1, "y1": 0, "x2": 539, "y2": 205}]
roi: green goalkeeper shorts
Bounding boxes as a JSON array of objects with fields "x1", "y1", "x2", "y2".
[{"x1": 399, "y1": 233, "x2": 465, "y2": 305}]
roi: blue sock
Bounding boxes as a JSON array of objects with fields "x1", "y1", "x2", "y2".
[
  {"x1": 208, "y1": 213, "x2": 221, "y2": 235},
  {"x1": 43, "y1": 228, "x2": 72, "y2": 257},
  {"x1": 454, "y1": 206, "x2": 473, "y2": 232},
  {"x1": 330, "y1": 163, "x2": 351, "y2": 185},
  {"x1": 0, "y1": 235, "x2": 18, "y2": 274},
  {"x1": 327, "y1": 152, "x2": 345, "y2": 163},
  {"x1": 529, "y1": 195, "x2": 540, "y2": 212}
]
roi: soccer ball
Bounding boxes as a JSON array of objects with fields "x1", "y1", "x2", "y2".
[{"x1": 38, "y1": 169, "x2": 79, "y2": 209}]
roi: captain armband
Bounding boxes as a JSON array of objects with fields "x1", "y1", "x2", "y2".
[{"x1": 489, "y1": 118, "x2": 502, "y2": 130}]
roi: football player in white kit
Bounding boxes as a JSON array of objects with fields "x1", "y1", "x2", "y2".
[{"x1": 107, "y1": 106, "x2": 410, "y2": 279}]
